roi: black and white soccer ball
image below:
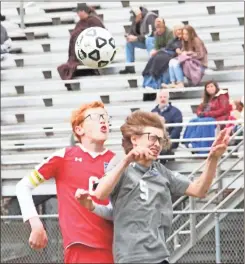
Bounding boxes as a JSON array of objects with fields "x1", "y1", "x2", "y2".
[{"x1": 75, "y1": 27, "x2": 116, "y2": 69}]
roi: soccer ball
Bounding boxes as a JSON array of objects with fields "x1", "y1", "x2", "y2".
[{"x1": 75, "y1": 27, "x2": 117, "y2": 69}]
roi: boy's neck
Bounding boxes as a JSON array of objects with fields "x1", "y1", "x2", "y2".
[
  {"x1": 81, "y1": 138, "x2": 105, "y2": 153},
  {"x1": 137, "y1": 159, "x2": 153, "y2": 168}
]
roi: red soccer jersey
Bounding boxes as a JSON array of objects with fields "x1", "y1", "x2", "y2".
[{"x1": 35, "y1": 145, "x2": 115, "y2": 250}]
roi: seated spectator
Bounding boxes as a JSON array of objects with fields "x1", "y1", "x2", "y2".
[
  {"x1": 57, "y1": 3, "x2": 104, "y2": 80},
  {"x1": 228, "y1": 96, "x2": 244, "y2": 147},
  {"x1": 1, "y1": 24, "x2": 12, "y2": 61},
  {"x1": 142, "y1": 23, "x2": 183, "y2": 89},
  {"x1": 152, "y1": 89, "x2": 183, "y2": 163},
  {"x1": 183, "y1": 81, "x2": 231, "y2": 153},
  {"x1": 119, "y1": 6, "x2": 157, "y2": 74},
  {"x1": 164, "y1": 25, "x2": 208, "y2": 88},
  {"x1": 149, "y1": 17, "x2": 173, "y2": 57},
  {"x1": 230, "y1": 97, "x2": 244, "y2": 121}
]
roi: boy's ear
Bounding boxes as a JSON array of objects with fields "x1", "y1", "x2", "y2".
[
  {"x1": 131, "y1": 135, "x2": 138, "y2": 146},
  {"x1": 75, "y1": 126, "x2": 84, "y2": 136}
]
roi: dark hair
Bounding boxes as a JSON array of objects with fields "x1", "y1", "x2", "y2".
[
  {"x1": 120, "y1": 110, "x2": 171, "y2": 154},
  {"x1": 202, "y1": 81, "x2": 220, "y2": 105}
]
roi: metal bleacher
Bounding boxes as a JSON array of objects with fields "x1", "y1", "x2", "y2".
[{"x1": 1, "y1": 1, "x2": 244, "y2": 263}]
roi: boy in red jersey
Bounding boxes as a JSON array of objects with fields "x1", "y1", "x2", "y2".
[{"x1": 16, "y1": 101, "x2": 114, "y2": 263}]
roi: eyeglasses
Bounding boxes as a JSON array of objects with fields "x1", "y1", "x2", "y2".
[
  {"x1": 139, "y1": 132, "x2": 165, "y2": 145},
  {"x1": 82, "y1": 113, "x2": 110, "y2": 123}
]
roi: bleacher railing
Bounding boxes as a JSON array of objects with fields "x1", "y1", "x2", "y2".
[{"x1": 166, "y1": 126, "x2": 244, "y2": 262}]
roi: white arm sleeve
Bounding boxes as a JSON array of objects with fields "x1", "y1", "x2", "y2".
[
  {"x1": 16, "y1": 177, "x2": 39, "y2": 222},
  {"x1": 92, "y1": 202, "x2": 113, "y2": 221}
]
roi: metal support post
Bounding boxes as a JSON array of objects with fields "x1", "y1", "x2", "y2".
[
  {"x1": 214, "y1": 212, "x2": 222, "y2": 264},
  {"x1": 189, "y1": 176, "x2": 197, "y2": 246}
]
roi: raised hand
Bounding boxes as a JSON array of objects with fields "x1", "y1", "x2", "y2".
[{"x1": 209, "y1": 128, "x2": 231, "y2": 159}]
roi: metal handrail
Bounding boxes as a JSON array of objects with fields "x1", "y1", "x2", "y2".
[
  {"x1": 170, "y1": 132, "x2": 243, "y2": 227},
  {"x1": 1, "y1": 208, "x2": 243, "y2": 220},
  {"x1": 1, "y1": 119, "x2": 243, "y2": 136},
  {"x1": 171, "y1": 154, "x2": 243, "y2": 226},
  {"x1": 167, "y1": 170, "x2": 243, "y2": 243},
  {"x1": 172, "y1": 127, "x2": 243, "y2": 210}
]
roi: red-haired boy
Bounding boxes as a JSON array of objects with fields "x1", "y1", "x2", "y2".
[{"x1": 16, "y1": 101, "x2": 114, "y2": 263}]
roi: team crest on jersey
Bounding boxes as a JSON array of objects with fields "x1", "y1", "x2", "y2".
[
  {"x1": 151, "y1": 168, "x2": 159, "y2": 177},
  {"x1": 104, "y1": 162, "x2": 109, "y2": 172}
]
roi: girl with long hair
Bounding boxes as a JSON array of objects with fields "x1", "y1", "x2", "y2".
[{"x1": 164, "y1": 25, "x2": 208, "y2": 88}]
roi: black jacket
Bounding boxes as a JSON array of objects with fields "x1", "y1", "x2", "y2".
[{"x1": 129, "y1": 7, "x2": 157, "y2": 42}]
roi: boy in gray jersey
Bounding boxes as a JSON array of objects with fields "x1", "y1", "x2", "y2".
[{"x1": 76, "y1": 110, "x2": 230, "y2": 263}]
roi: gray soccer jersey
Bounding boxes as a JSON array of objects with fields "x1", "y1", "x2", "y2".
[{"x1": 109, "y1": 160, "x2": 191, "y2": 263}]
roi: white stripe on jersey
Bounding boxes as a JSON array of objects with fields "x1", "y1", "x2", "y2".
[{"x1": 35, "y1": 148, "x2": 66, "y2": 171}]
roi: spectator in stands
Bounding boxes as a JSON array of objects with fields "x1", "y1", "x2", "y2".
[
  {"x1": 57, "y1": 3, "x2": 104, "y2": 80},
  {"x1": 183, "y1": 81, "x2": 231, "y2": 153},
  {"x1": 164, "y1": 25, "x2": 207, "y2": 88},
  {"x1": 1, "y1": 24, "x2": 12, "y2": 61},
  {"x1": 196, "y1": 81, "x2": 231, "y2": 124},
  {"x1": 229, "y1": 97, "x2": 244, "y2": 123},
  {"x1": 149, "y1": 17, "x2": 173, "y2": 57},
  {"x1": 228, "y1": 96, "x2": 244, "y2": 147},
  {"x1": 142, "y1": 23, "x2": 184, "y2": 89},
  {"x1": 119, "y1": 6, "x2": 158, "y2": 74},
  {"x1": 151, "y1": 89, "x2": 183, "y2": 163}
]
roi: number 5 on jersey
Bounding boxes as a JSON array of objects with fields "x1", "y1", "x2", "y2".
[{"x1": 139, "y1": 180, "x2": 149, "y2": 201}]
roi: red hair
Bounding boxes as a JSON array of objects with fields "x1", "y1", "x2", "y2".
[{"x1": 71, "y1": 101, "x2": 105, "y2": 141}]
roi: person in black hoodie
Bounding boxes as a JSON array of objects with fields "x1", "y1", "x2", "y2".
[
  {"x1": 151, "y1": 89, "x2": 183, "y2": 163},
  {"x1": 119, "y1": 6, "x2": 157, "y2": 74}
]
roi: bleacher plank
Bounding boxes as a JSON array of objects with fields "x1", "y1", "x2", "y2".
[
  {"x1": 6, "y1": 12, "x2": 244, "y2": 41},
  {"x1": 6, "y1": 2, "x2": 243, "y2": 25},
  {"x1": 1, "y1": 82, "x2": 243, "y2": 108},
  {"x1": 1, "y1": 55, "x2": 244, "y2": 82},
  {"x1": 1, "y1": 69, "x2": 243, "y2": 98},
  {"x1": 1, "y1": 99, "x2": 204, "y2": 125},
  {"x1": 4, "y1": 40, "x2": 244, "y2": 67}
]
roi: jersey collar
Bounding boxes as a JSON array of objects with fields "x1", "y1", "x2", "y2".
[{"x1": 78, "y1": 144, "x2": 108, "y2": 159}]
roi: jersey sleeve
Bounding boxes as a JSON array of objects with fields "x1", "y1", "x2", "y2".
[
  {"x1": 31, "y1": 148, "x2": 65, "y2": 185},
  {"x1": 92, "y1": 202, "x2": 113, "y2": 221},
  {"x1": 105, "y1": 153, "x2": 126, "y2": 199},
  {"x1": 166, "y1": 168, "x2": 191, "y2": 196},
  {"x1": 16, "y1": 148, "x2": 66, "y2": 222}
]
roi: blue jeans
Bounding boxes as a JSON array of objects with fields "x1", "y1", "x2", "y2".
[
  {"x1": 126, "y1": 36, "x2": 155, "y2": 62},
  {"x1": 169, "y1": 58, "x2": 184, "y2": 83},
  {"x1": 143, "y1": 69, "x2": 170, "y2": 89}
]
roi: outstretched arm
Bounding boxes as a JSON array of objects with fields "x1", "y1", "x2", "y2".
[{"x1": 185, "y1": 128, "x2": 231, "y2": 198}]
